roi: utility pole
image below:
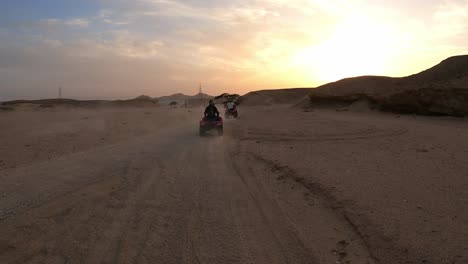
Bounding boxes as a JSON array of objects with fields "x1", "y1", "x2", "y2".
[
  {"x1": 199, "y1": 83, "x2": 204, "y2": 106},
  {"x1": 58, "y1": 86, "x2": 62, "y2": 99},
  {"x1": 199, "y1": 83, "x2": 203, "y2": 100}
]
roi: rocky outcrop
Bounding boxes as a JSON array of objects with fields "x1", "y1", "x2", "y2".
[{"x1": 379, "y1": 88, "x2": 468, "y2": 116}]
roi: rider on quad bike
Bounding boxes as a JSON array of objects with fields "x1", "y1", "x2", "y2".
[
  {"x1": 200, "y1": 100, "x2": 223, "y2": 136},
  {"x1": 204, "y1": 100, "x2": 219, "y2": 119},
  {"x1": 224, "y1": 99, "x2": 238, "y2": 118},
  {"x1": 226, "y1": 100, "x2": 235, "y2": 111}
]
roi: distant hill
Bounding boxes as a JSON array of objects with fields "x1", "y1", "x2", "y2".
[
  {"x1": 190, "y1": 92, "x2": 213, "y2": 99},
  {"x1": 3, "y1": 96, "x2": 159, "y2": 108},
  {"x1": 2, "y1": 92, "x2": 219, "y2": 109},
  {"x1": 238, "y1": 88, "x2": 313, "y2": 106},
  {"x1": 157, "y1": 93, "x2": 213, "y2": 101},
  {"x1": 157, "y1": 93, "x2": 214, "y2": 107},
  {"x1": 134, "y1": 95, "x2": 155, "y2": 100},
  {"x1": 157, "y1": 93, "x2": 189, "y2": 101},
  {"x1": 304, "y1": 55, "x2": 468, "y2": 116}
]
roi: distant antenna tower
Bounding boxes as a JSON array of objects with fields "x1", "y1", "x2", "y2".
[
  {"x1": 198, "y1": 83, "x2": 203, "y2": 104},
  {"x1": 58, "y1": 86, "x2": 62, "y2": 99},
  {"x1": 199, "y1": 83, "x2": 203, "y2": 100}
]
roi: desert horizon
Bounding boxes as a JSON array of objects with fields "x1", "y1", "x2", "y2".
[{"x1": 2, "y1": 53, "x2": 466, "y2": 102}]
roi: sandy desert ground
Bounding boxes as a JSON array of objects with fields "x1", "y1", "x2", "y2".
[{"x1": 0, "y1": 104, "x2": 467, "y2": 264}]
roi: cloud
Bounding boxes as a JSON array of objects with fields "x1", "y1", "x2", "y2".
[
  {"x1": 102, "y1": 19, "x2": 132, "y2": 25},
  {"x1": 111, "y1": 37, "x2": 164, "y2": 58},
  {"x1": 36, "y1": 17, "x2": 91, "y2": 31},
  {"x1": 54, "y1": 32, "x2": 164, "y2": 59},
  {"x1": 38, "y1": 18, "x2": 62, "y2": 25},
  {"x1": 42, "y1": 39, "x2": 64, "y2": 48},
  {"x1": 125, "y1": 0, "x2": 280, "y2": 26},
  {"x1": 96, "y1": 8, "x2": 133, "y2": 25},
  {"x1": 98, "y1": 9, "x2": 114, "y2": 18},
  {"x1": 432, "y1": 0, "x2": 468, "y2": 39},
  {"x1": 65, "y1": 18, "x2": 91, "y2": 27}
]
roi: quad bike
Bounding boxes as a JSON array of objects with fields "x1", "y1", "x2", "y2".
[
  {"x1": 199, "y1": 116, "x2": 223, "y2": 136},
  {"x1": 224, "y1": 106, "x2": 239, "y2": 119}
]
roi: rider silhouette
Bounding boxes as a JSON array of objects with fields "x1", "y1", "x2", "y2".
[{"x1": 204, "y1": 100, "x2": 219, "y2": 119}]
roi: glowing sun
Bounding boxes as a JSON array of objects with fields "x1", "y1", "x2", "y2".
[{"x1": 292, "y1": 13, "x2": 402, "y2": 83}]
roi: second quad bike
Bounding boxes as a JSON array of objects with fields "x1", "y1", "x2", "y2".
[{"x1": 224, "y1": 106, "x2": 239, "y2": 119}]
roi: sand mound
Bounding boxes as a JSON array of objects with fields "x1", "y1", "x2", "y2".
[
  {"x1": 307, "y1": 55, "x2": 468, "y2": 116},
  {"x1": 239, "y1": 88, "x2": 312, "y2": 106}
]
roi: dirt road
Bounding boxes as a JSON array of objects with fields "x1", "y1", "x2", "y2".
[
  {"x1": 0, "y1": 106, "x2": 466, "y2": 264},
  {"x1": 0, "y1": 107, "x2": 373, "y2": 264}
]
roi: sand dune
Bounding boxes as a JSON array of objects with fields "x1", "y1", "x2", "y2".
[
  {"x1": 241, "y1": 55, "x2": 468, "y2": 116},
  {"x1": 306, "y1": 55, "x2": 468, "y2": 116}
]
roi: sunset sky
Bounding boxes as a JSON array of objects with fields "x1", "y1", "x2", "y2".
[{"x1": 1, "y1": 0, "x2": 467, "y2": 100}]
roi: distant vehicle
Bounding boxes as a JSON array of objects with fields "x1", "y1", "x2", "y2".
[
  {"x1": 199, "y1": 116, "x2": 223, "y2": 136},
  {"x1": 224, "y1": 104, "x2": 238, "y2": 119},
  {"x1": 224, "y1": 101, "x2": 239, "y2": 119}
]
